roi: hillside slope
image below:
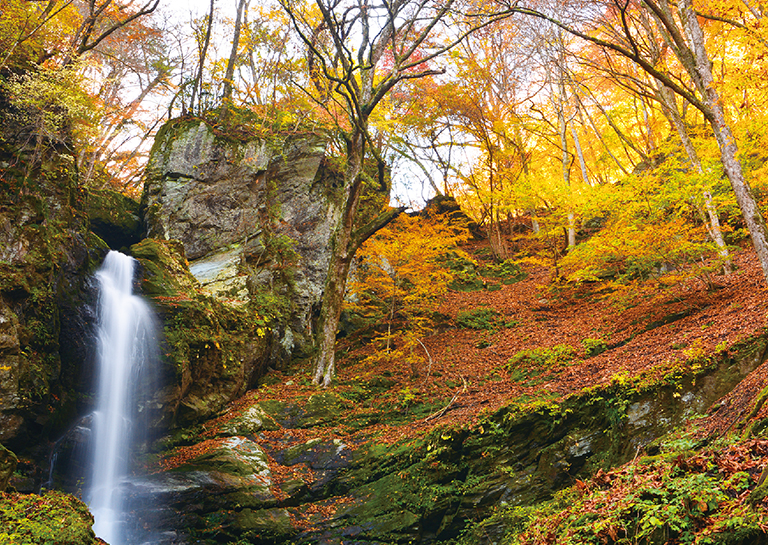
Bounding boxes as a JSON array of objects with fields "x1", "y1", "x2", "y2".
[{"x1": 131, "y1": 238, "x2": 768, "y2": 544}]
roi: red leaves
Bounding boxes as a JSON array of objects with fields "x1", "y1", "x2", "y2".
[
  {"x1": 592, "y1": 468, "x2": 613, "y2": 488},
  {"x1": 673, "y1": 454, "x2": 709, "y2": 473}
]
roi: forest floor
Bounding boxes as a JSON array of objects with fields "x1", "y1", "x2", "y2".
[
  {"x1": 156, "y1": 237, "x2": 768, "y2": 542},
  {"x1": 234, "y1": 239, "x2": 768, "y2": 447}
]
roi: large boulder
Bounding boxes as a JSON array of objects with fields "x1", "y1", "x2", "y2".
[
  {"x1": 143, "y1": 119, "x2": 341, "y2": 363},
  {"x1": 124, "y1": 436, "x2": 280, "y2": 544},
  {"x1": 130, "y1": 238, "x2": 271, "y2": 428}
]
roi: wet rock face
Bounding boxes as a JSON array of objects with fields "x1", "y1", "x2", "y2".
[
  {"x1": 0, "y1": 144, "x2": 106, "y2": 462},
  {"x1": 143, "y1": 120, "x2": 340, "y2": 362},
  {"x1": 0, "y1": 443, "x2": 18, "y2": 491},
  {"x1": 0, "y1": 299, "x2": 23, "y2": 443}
]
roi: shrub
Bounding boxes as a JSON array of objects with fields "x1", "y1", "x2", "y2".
[
  {"x1": 479, "y1": 259, "x2": 527, "y2": 284},
  {"x1": 508, "y1": 344, "x2": 578, "y2": 370},
  {"x1": 582, "y1": 337, "x2": 608, "y2": 358},
  {"x1": 456, "y1": 307, "x2": 517, "y2": 331}
]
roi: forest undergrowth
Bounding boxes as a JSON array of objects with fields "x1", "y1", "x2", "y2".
[{"x1": 247, "y1": 235, "x2": 768, "y2": 442}]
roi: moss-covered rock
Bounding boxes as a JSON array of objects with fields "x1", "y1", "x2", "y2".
[
  {"x1": 233, "y1": 507, "x2": 293, "y2": 539},
  {"x1": 0, "y1": 139, "x2": 106, "y2": 484},
  {"x1": 0, "y1": 490, "x2": 100, "y2": 544},
  {"x1": 0, "y1": 443, "x2": 17, "y2": 492},
  {"x1": 131, "y1": 238, "x2": 271, "y2": 429},
  {"x1": 171, "y1": 335, "x2": 766, "y2": 543},
  {"x1": 142, "y1": 118, "x2": 343, "y2": 365},
  {"x1": 214, "y1": 404, "x2": 280, "y2": 437},
  {"x1": 85, "y1": 187, "x2": 141, "y2": 250}
]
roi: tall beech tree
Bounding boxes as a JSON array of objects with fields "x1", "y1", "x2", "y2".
[
  {"x1": 509, "y1": 0, "x2": 768, "y2": 285},
  {"x1": 278, "y1": 0, "x2": 513, "y2": 386}
]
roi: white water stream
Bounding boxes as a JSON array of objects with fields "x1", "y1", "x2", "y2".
[{"x1": 89, "y1": 251, "x2": 157, "y2": 544}]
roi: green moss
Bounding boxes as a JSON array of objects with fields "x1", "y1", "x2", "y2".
[
  {"x1": 85, "y1": 188, "x2": 141, "y2": 249},
  {"x1": 583, "y1": 337, "x2": 608, "y2": 358},
  {"x1": 131, "y1": 238, "x2": 272, "y2": 426},
  {"x1": 508, "y1": 344, "x2": 578, "y2": 371},
  {"x1": 457, "y1": 436, "x2": 768, "y2": 545},
  {"x1": 456, "y1": 307, "x2": 517, "y2": 331},
  {"x1": 233, "y1": 507, "x2": 293, "y2": 539},
  {"x1": 478, "y1": 259, "x2": 527, "y2": 284},
  {"x1": 0, "y1": 444, "x2": 18, "y2": 492},
  {"x1": 0, "y1": 491, "x2": 99, "y2": 545}
]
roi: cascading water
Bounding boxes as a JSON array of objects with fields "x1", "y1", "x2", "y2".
[{"x1": 89, "y1": 250, "x2": 157, "y2": 544}]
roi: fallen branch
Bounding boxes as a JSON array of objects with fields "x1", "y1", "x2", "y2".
[
  {"x1": 416, "y1": 337, "x2": 434, "y2": 383},
  {"x1": 424, "y1": 375, "x2": 467, "y2": 422}
]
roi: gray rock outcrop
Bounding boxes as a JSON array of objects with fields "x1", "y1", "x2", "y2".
[{"x1": 143, "y1": 120, "x2": 340, "y2": 362}]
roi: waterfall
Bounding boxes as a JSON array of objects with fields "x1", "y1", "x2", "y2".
[{"x1": 89, "y1": 251, "x2": 157, "y2": 545}]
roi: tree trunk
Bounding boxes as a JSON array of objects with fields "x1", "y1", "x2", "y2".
[
  {"x1": 530, "y1": 212, "x2": 541, "y2": 234},
  {"x1": 678, "y1": 0, "x2": 768, "y2": 279},
  {"x1": 558, "y1": 79, "x2": 576, "y2": 248},
  {"x1": 571, "y1": 125, "x2": 589, "y2": 185},
  {"x1": 190, "y1": 0, "x2": 215, "y2": 114},
  {"x1": 312, "y1": 134, "x2": 363, "y2": 386},
  {"x1": 313, "y1": 249, "x2": 354, "y2": 386},
  {"x1": 219, "y1": 0, "x2": 247, "y2": 123},
  {"x1": 655, "y1": 82, "x2": 732, "y2": 273}
]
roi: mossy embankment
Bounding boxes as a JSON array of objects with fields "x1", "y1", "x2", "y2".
[
  {"x1": 130, "y1": 237, "x2": 273, "y2": 430},
  {"x1": 0, "y1": 490, "x2": 100, "y2": 545},
  {"x1": 133, "y1": 327, "x2": 768, "y2": 544}
]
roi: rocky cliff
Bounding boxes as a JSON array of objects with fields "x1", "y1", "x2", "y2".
[
  {"x1": 0, "y1": 139, "x2": 106, "y2": 472},
  {"x1": 143, "y1": 119, "x2": 340, "y2": 364},
  {"x1": 1, "y1": 115, "x2": 345, "y2": 493}
]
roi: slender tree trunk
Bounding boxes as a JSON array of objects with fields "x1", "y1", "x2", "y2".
[
  {"x1": 313, "y1": 251, "x2": 354, "y2": 386},
  {"x1": 558, "y1": 83, "x2": 576, "y2": 248},
  {"x1": 530, "y1": 212, "x2": 541, "y2": 234},
  {"x1": 219, "y1": 0, "x2": 247, "y2": 123},
  {"x1": 678, "y1": 0, "x2": 768, "y2": 279},
  {"x1": 640, "y1": 94, "x2": 657, "y2": 152},
  {"x1": 592, "y1": 96, "x2": 649, "y2": 165},
  {"x1": 656, "y1": 82, "x2": 732, "y2": 273},
  {"x1": 190, "y1": 0, "x2": 215, "y2": 114},
  {"x1": 571, "y1": 125, "x2": 589, "y2": 185}
]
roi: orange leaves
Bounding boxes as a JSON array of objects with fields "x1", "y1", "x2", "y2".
[{"x1": 348, "y1": 212, "x2": 470, "y2": 333}]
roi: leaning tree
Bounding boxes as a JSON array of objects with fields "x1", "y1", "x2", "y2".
[{"x1": 278, "y1": 0, "x2": 514, "y2": 386}]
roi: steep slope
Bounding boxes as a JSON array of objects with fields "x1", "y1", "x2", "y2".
[{"x1": 131, "y1": 239, "x2": 768, "y2": 544}]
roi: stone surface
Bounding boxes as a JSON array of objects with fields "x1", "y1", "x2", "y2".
[
  {"x1": 125, "y1": 436, "x2": 278, "y2": 544},
  {"x1": 215, "y1": 404, "x2": 279, "y2": 436},
  {"x1": 0, "y1": 140, "x2": 106, "y2": 475},
  {"x1": 85, "y1": 188, "x2": 142, "y2": 250},
  {"x1": 143, "y1": 119, "x2": 341, "y2": 362},
  {"x1": 131, "y1": 238, "x2": 270, "y2": 428},
  {"x1": 0, "y1": 442, "x2": 18, "y2": 491},
  {"x1": 0, "y1": 298, "x2": 22, "y2": 443}
]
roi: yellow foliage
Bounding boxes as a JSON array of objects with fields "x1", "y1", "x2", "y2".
[{"x1": 347, "y1": 212, "x2": 471, "y2": 370}]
